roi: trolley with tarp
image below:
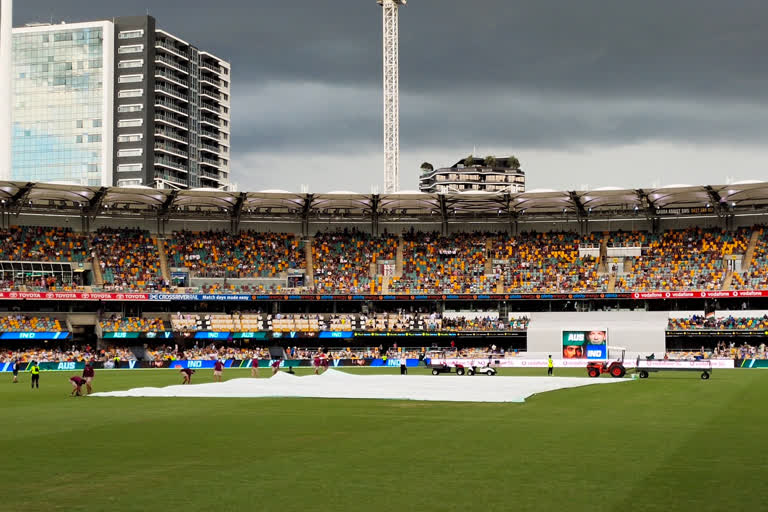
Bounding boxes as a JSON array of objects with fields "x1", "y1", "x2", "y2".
[{"x1": 635, "y1": 357, "x2": 713, "y2": 380}]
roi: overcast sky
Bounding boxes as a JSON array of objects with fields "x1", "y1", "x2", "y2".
[{"x1": 13, "y1": 0, "x2": 768, "y2": 192}]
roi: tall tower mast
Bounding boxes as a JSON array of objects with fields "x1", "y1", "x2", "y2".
[{"x1": 377, "y1": 0, "x2": 405, "y2": 193}]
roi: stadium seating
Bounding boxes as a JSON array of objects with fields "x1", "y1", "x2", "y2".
[
  {"x1": 492, "y1": 232, "x2": 606, "y2": 293},
  {"x1": 0, "y1": 226, "x2": 89, "y2": 262},
  {"x1": 92, "y1": 228, "x2": 164, "y2": 290},
  {"x1": 165, "y1": 230, "x2": 305, "y2": 279},
  {"x1": 390, "y1": 232, "x2": 496, "y2": 294},
  {"x1": 734, "y1": 227, "x2": 768, "y2": 290},
  {"x1": 2, "y1": 225, "x2": 768, "y2": 293},
  {"x1": 99, "y1": 317, "x2": 167, "y2": 332},
  {"x1": 613, "y1": 228, "x2": 749, "y2": 291},
  {"x1": 313, "y1": 230, "x2": 396, "y2": 294},
  {"x1": 0, "y1": 315, "x2": 63, "y2": 332},
  {"x1": 668, "y1": 315, "x2": 768, "y2": 331}
]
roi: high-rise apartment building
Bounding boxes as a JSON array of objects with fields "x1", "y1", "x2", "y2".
[
  {"x1": 4, "y1": 14, "x2": 231, "y2": 190},
  {"x1": 419, "y1": 157, "x2": 526, "y2": 194}
]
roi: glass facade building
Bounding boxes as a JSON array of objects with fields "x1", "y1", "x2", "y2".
[{"x1": 11, "y1": 22, "x2": 113, "y2": 186}]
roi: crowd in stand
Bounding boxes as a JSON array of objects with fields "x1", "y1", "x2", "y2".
[
  {"x1": 667, "y1": 342, "x2": 766, "y2": 360},
  {"x1": 0, "y1": 226, "x2": 89, "y2": 262},
  {"x1": 92, "y1": 228, "x2": 166, "y2": 290},
  {"x1": 493, "y1": 232, "x2": 606, "y2": 293},
  {"x1": 0, "y1": 315, "x2": 63, "y2": 332},
  {"x1": 167, "y1": 311, "x2": 528, "y2": 333},
  {"x1": 614, "y1": 228, "x2": 748, "y2": 292},
  {"x1": 1, "y1": 346, "x2": 135, "y2": 363},
  {"x1": 734, "y1": 227, "x2": 768, "y2": 290},
  {"x1": 313, "y1": 230, "x2": 395, "y2": 294},
  {"x1": 391, "y1": 232, "x2": 493, "y2": 294},
  {"x1": 4, "y1": 225, "x2": 768, "y2": 294},
  {"x1": 99, "y1": 316, "x2": 167, "y2": 332},
  {"x1": 668, "y1": 315, "x2": 768, "y2": 331},
  {"x1": 166, "y1": 230, "x2": 305, "y2": 279}
]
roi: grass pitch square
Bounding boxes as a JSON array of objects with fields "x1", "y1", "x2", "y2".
[{"x1": 1, "y1": 367, "x2": 766, "y2": 512}]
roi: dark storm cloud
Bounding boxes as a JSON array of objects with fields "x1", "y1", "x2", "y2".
[
  {"x1": 17, "y1": 0, "x2": 768, "y2": 97},
  {"x1": 14, "y1": 0, "x2": 768, "y2": 188}
]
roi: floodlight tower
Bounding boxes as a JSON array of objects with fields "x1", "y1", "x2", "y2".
[{"x1": 377, "y1": 0, "x2": 405, "y2": 193}]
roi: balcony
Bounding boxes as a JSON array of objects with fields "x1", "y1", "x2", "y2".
[
  {"x1": 200, "y1": 89, "x2": 221, "y2": 101},
  {"x1": 199, "y1": 74, "x2": 222, "y2": 87},
  {"x1": 156, "y1": 40, "x2": 189, "y2": 60},
  {"x1": 155, "y1": 54, "x2": 189, "y2": 74},
  {"x1": 200, "y1": 102, "x2": 221, "y2": 114},
  {"x1": 154, "y1": 171, "x2": 188, "y2": 188},
  {"x1": 155, "y1": 98, "x2": 189, "y2": 116},
  {"x1": 155, "y1": 112, "x2": 188, "y2": 130},
  {"x1": 200, "y1": 170, "x2": 223, "y2": 181},
  {"x1": 200, "y1": 142, "x2": 222, "y2": 154},
  {"x1": 155, "y1": 128, "x2": 188, "y2": 145},
  {"x1": 154, "y1": 142, "x2": 189, "y2": 159},
  {"x1": 199, "y1": 129, "x2": 221, "y2": 141},
  {"x1": 155, "y1": 69, "x2": 189, "y2": 88},
  {"x1": 155, "y1": 83, "x2": 189, "y2": 103},
  {"x1": 200, "y1": 156, "x2": 221, "y2": 167},
  {"x1": 155, "y1": 156, "x2": 189, "y2": 173},
  {"x1": 200, "y1": 61, "x2": 222, "y2": 74},
  {"x1": 200, "y1": 117, "x2": 221, "y2": 128}
]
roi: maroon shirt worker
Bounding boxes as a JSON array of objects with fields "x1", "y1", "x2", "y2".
[
  {"x1": 69, "y1": 376, "x2": 86, "y2": 396},
  {"x1": 213, "y1": 360, "x2": 224, "y2": 382},
  {"x1": 82, "y1": 362, "x2": 95, "y2": 394},
  {"x1": 180, "y1": 368, "x2": 195, "y2": 384}
]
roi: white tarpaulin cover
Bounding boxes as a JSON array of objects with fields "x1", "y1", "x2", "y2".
[{"x1": 91, "y1": 370, "x2": 626, "y2": 403}]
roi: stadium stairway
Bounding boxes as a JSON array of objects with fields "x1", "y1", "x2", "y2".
[
  {"x1": 304, "y1": 236, "x2": 314, "y2": 286},
  {"x1": 156, "y1": 237, "x2": 171, "y2": 283},
  {"x1": 395, "y1": 236, "x2": 403, "y2": 277},
  {"x1": 92, "y1": 255, "x2": 104, "y2": 287},
  {"x1": 607, "y1": 273, "x2": 617, "y2": 293},
  {"x1": 485, "y1": 240, "x2": 494, "y2": 275},
  {"x1": 722, "y1": 270, "x2": 734, "y2": 291},
  {"x1": 598, "y1": 235, "x2": 609, "y2": 274},
  {"x1": 742, "y1": 231, "x2": 760, "y2": 273}
]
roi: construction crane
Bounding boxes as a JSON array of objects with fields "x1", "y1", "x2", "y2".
[{"x1": 377, "y1": 0, "x2": 405, "y2": 193}]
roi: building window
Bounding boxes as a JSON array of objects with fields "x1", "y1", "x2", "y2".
[
  {"x1": 118, "y1": 148, "x2": 143, "y2": 158},
  {"x1": 118, "y1": 30, "x2": 144, "y2": 40},
  {"x1": 118, "y1": 104, "x2": 143, "y2": 113},
  {"x1": 118, "y1": 179, "x2": 143, "y2": 187},
  {"x1": 119, "y1": 74, "x2": 143, "y2": 84},
  {"x1": 118, "y1": 89, "x2": 143, "y2": 98},
  {"x1": 88, "y1": 134, "x2": 102, "y2": 143},
  {"x1": 118, "y1": 59, "x2": 144, "y2": 69},
  {"x1": 117, "y1": 133, "x2": 143, "y2": 143},
  {"x1": 117, "y1": 163, "x2": 143, "y2": 173},
  {"x1": 118, "y1": 44, "x2": 144, "y2": 54},
  {"x1": 118, "y1": 118, "x2": 143, "y2": 128}
]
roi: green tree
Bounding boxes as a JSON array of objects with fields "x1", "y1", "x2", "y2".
[
  {"x1": 420, "y1": 162, "x2": 434, "y2": 173},
  {"x1": 484, "y1": 155, "x2": 497, "y2": 167},
  {"x1": 506, "y1": 156, "x2": 521, "y2": 170},
  {"x1": 464, "y1": 154, "x2": 475, "y2": 167}
]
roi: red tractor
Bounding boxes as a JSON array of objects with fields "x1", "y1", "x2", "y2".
[{"x1": 586, "y1": 347, "x2": 626, "y2": 378}]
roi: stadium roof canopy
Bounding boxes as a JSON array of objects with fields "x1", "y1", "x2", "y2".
[{"x1": 2, "y1": 181, "x2": 768, "y2": 223}]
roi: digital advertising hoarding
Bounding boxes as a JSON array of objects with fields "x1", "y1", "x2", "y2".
[{"x1": 562, "y1": 330, "x2": 607, "y2": 360}]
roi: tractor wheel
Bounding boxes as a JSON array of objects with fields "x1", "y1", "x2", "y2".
[
  {"x1": 432, "y1": 369, "x2": 439, "y2": 376},
  {"x1": 639, "y1": 370, "x2": 649, "y2": 379},
  {"x1": 467, "y1": 369, "x2": 475, "y2": 376},
  {"x1": 611, "y1": 365, "x2": 626, "y2": 378},
  {"x1": 456, "y1": 368, "x2": 465, "y2": 376},
  {"x1": 588, "y1": 368, "x2": 600, "y2": 378},
  {"x1": 701, "y1": 372, "x2": 710, "y2": 380}
]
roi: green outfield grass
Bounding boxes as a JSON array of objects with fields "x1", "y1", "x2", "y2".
[{"x1": 1, "y1": 367, "x2": 766, "y2": 512}]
